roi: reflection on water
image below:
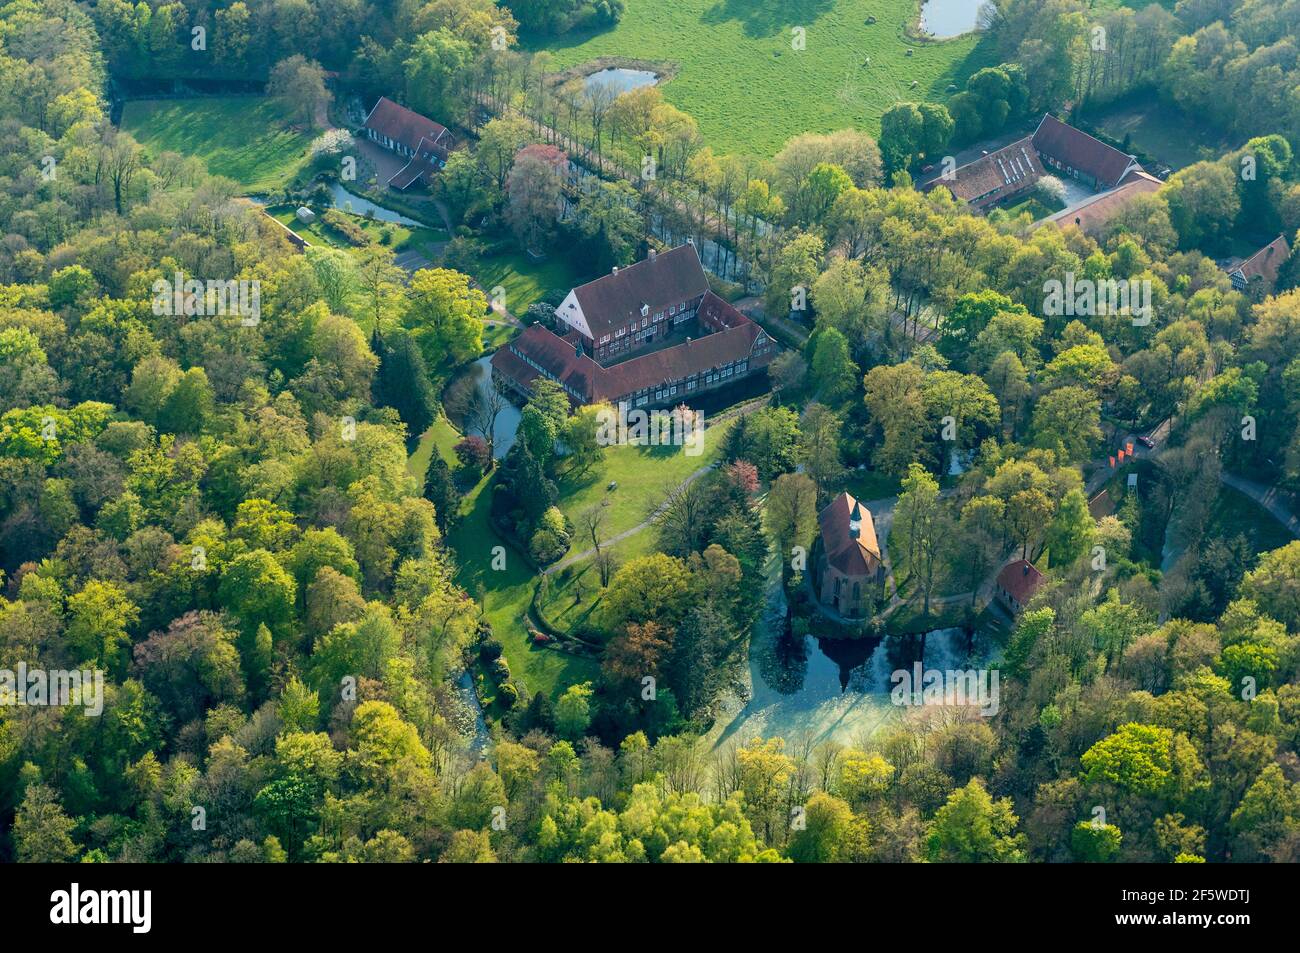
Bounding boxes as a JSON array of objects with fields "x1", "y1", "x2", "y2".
[
  {"x1": 444, "y1": 355, "x2": 522, "y2": 459},
  {"x1": 326, "y1": 183, "x2": 422, "y2": 226},
  {"x1": 759, "y1": 621, "x2": 983, "y2": 700},
  {"x1": 919, "y1": 0, "x2": 990, "y2": 38},
  {"x1": 712, "y1": 568, "x2": 995, "y2": 749},
  {"x1": 584, "y1": 67, "x2": 659, "y2": 95}
]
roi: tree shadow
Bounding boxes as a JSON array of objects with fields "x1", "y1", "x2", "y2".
[{"x1": 701, "y1": 0, "x2": 838, "y2": 39}]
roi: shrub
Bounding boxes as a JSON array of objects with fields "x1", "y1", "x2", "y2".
[
  {"x1": 498, "y1": 681, "x2": 519, "y2": 709},
  {"x1": 529, "y1": 526, "x2": 568, "y2": 564},
  {"x1": 321, "y1": 209, "x2": 367, "y2": 246},
  {"x1": 479, "y1": 637, "x2": 503, "y2": 662}
]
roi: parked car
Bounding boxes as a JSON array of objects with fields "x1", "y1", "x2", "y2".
[{"x1": 1137, "y1": 435, "x2": 1155, "y2": 449}]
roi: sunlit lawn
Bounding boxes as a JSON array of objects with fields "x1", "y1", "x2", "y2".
[
  {"x1": 554, "y1": 417, "x2": 735, "y2": 543},
  {"x1": 122, "y1": 96, "x2": 316, "y2": 192},
  {"x1": 473, "y1": 249, "x2": 594, "y2": 316},
  {"x1": 447, "y1": 474, "x2": 598, "y2": 700}
]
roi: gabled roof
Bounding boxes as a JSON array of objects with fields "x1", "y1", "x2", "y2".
[
  {"x1": 1046, "y1": 170, "x2": 1162, "y2": 235},
  {"x1": 929, "y1": 135, "x2": 1041, "y2": 205},
  {"x1": 818, "y1": 491, "x2": 882, "y2": 577},
  {"x1": 492, "y1": 292, "x2": 766, "y2": 403},
  {"x1": 1231, "y1": 234, "x2": 1291, "y2": 287},
  {"x1": 569, "y1": 244, "x2": 711, "y2": 339},
  {"x1": 362, "y1": 97, "x2": 450, "y2": 155},
  {"x1": 996, "y1": 559, "x2": 1044, "y2": 606},
  {"x1": 493, "y1": 323, "x2": 604, "y2": 402},
  {"x1": 1032, "y1": 114, "x2": 1138, "y2": 189},
  {"x1": 596, "y1": 296, "x2": 761, "y2": 400},
  {"x1": 388, "y1": 151, "x2": 439, "y2": 190}
]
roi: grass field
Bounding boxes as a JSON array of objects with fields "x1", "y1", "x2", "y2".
[
  {"x1": 407, "y1": 415, "x2": 463, "y2": 483},
  {"x1": 554, "y1": 417, "x2": 735, "y2": 544},
  {"x1": 447, "y1": 473, "x2": 600, "y2": 700},
  {"x1": 535, "y1": 0, "x2": 996, "y2": 157},
  {"x1": 474, "y1": 250, "x2": 594, "y2": 316},
  {"x1": 265, "y1": 204, "x2": 446, "y2": 257},
  {"x1": 122, "y1": 97, "x2": 317, "y2": 192},
  {"x1": 1092, "y1": 99, "x2": 1236, "y2": 171}
]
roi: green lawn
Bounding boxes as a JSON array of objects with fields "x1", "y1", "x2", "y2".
[
  {"x1": 538, "y1": 522, "x2": 662, "y2": 634},
  {"x1": 407, "y1": 415, "x2": 463, "y2": 483},
  {"x1": 996, "y1": 196, "x2": 1059, "y2": 221},
  {"x1": 535, "y1": 0, "x2": 996, "y2": 157},
  {"x1": 474, "y1": 250, "x2": 593, "y2": 317},
  {"x1": 841, "y1": 469, "x2": 902, "y2": 503},
  {"x1": 481, "y1": 321, "x2": 518, "y2": 353},
  {"x1": 447, "y1": 474, "x2": 599, "y2": 700},
  {"x1": 121, "y1": 97, "x2": 317, "y2": 192},
  {"x1": 554, "y1": 417, "x2": 735, "y2": 545},
  {"x1": 266, "y1": 204, "x2": 446, "y2": 257}
]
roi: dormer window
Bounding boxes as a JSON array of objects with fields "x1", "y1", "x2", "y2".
[{"x1": 640, "y1": 303, "x2": 650, "y2": 317}]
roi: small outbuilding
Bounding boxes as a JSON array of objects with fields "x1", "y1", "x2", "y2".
[{"x1": 995, "y1": 559, "x2": 1045, "y2": 615}]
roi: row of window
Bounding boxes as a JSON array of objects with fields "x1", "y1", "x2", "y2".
[
  {"x1": 621, "y1": 359, "x2": 751, "y2": 404},
  {"x1": 599, "y1": 301, "x2": 693, "y2": 345},
  {"x1": 509, "y1": 346, "x2": 583, "y2": 401}
]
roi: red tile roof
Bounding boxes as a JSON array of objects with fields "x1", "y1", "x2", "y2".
[
  {"x1": 929, "y1": 136, "x2": 1041, "y2": 207},
  {"x1": 571, "y1": 244, "x2": 711, "y2": 339},
  {"x1": 491, "y1": 292, "x2": 767, "y2": 404},
  {"x1": 362, "y1": 97, "x2": 450, "y2": 156},
  {"x1": 1032, "y1": 114, "x2": 1138, "y2": 190},
  {"x1": 388, "y1": 152, "x2": 439, "y2": 190},
  {"x1": 1046, "y1": 170, "x2": 1162, "y2": 235},
  {"x1": 1231, "y1": 234, "x2": 1291, "y2": 288},
  {"x1": 818, "y1": 492, "x2": 882, "y2": 577},
  {"x1": 996, "y1": 559, "x2": 1044, "y2": 606}
]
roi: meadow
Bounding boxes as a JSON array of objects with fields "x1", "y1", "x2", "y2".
[
  {"x1": 121, "y1": 96, "x2": 318, "y2": 193},
  {"x1": 535, "y1": 0, "x2": 996, "y2": 157}
]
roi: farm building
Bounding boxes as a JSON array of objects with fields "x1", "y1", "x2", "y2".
[
  {"x1": 926, "y1": 114, "x2": 1148, "y2": 221},
  {"x1": 1044, "y1": 169, "x2": 1163, "y2": 236},
  {"x1": 359, "y1": 96, "x2": 452, "y2": 190},
  {"x1": 1030, "y1": 114, "x2": 1142, "y2": 192},
  {"x1": 1225, "y1": 234, "x2": 1291, "y2": 294},
  {"x1": 931, "y1": 135, "x2": 1042, "y2": 211},
  {"x1": 491, "y1": 243, "x2": 778, "y2": 407}
]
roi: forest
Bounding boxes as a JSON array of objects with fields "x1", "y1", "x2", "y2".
[{"x1": 0, "y1": 0, "x2": 1299, "y2": 867}]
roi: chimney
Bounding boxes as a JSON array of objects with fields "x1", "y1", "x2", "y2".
[
  {"x1": 612, "y1": 266, "x2": 619, "y2": 276},
  {"x1": 648, "y1": 248, "x2": 657, "y2": 261}
]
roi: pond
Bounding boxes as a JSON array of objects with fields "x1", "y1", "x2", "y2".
[
  {"x1": 443, "y1": 355, "x2": 522, "y2": 460},
  {"x1": 584, "y1": 67, "x2": 659, "y2": 95},
  {"x1": 919, "y1": 0, "x2": 990, "y2": 38},
  {"x1": 326, "y1": 183, "x2": 422, "y2": 226},
  {"x1": 453, "y1": 670, "x2": 491, "y2": 758},
  {"x1": 711, "y1": 562, "x2": 996, "y2": 749}
]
